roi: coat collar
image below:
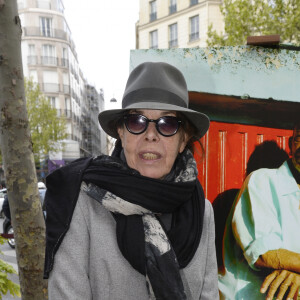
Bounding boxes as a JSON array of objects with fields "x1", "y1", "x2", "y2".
[{"x1": 277, "y1": 161, "x2": 300, "y2": 196}]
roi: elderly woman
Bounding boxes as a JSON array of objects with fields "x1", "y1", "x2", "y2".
[{"x1": 44, "y1": 62, "x2": 218, "y2": 299}]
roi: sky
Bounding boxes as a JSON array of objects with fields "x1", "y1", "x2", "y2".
[{"x1": 63, "y1": 0, "x2": 140, "y2": 109}]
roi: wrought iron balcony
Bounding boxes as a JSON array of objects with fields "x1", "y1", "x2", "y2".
[
  {"x1": 41, "y1": 56, "x2": 58, "y2": 66},
  {"x1": 61, "y1": 58, "x2": 69, "y2": 68},
  {"x1": 64, "y1": 109, "x2": 72, "y2": 118},
  {"x1": 41, "y1": 83, "x2": 60, "y2": 93},
  {"x1": 23, "y1": 27, "x2": 68, "y2": 41},
  {"x1": 55, "y1": 109, "x2": 62, "y2": 117}
]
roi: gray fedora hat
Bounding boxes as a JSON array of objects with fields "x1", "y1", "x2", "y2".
[{"x1": 98, "y1": 62, "x2": 210, "y2": 139}]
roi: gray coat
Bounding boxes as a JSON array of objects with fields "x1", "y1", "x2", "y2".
[{"x1": 48, "y1": 191, "x2": 219, "y2": 300}]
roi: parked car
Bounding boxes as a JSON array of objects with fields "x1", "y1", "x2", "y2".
[{"x1": 0, "y1": 188, "x2": 7, "y2": 218}]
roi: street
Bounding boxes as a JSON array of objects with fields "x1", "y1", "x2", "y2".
[{"x1": 0, "y1": 217, "x2": 19, "y2": 300}]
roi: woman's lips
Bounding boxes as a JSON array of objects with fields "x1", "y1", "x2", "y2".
[{"x1": 140, "y1": 152, "x2": 161, "y2": 160}]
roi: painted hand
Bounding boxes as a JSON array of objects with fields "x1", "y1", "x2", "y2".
[{"x1": 260, "y1": 269, "x2": 300, "y2": 300}]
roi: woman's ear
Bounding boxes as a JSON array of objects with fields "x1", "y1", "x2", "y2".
[
  {"x1": 179, "y1": 132, "x2": 189, "y2": 154},
  {"x1": 117, "y1": 127, "x2": 124, "y2": 145}
]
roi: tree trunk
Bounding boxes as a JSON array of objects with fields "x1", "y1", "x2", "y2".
[{"x1": 0, "y1": 1, "x2": 48, "y2": 299}]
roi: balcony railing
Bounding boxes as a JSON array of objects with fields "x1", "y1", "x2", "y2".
[
  {"x1": 42, "y1": 83, "x2": 60, "y2": 93},
  {"x1": 41, "y1": 56, "x2": 58, "y2": 66},
  {"x1": 61, "y1": 58, "x2": 69, "y2": 68},
  {"x1": 169, "y1": 39, "x2": 178, "y2": 48},
  {"x1": 189, "y1": 32, "x2": 199, "y2": 41},
  {"x1": 36, "y1": 0, "x2": 51, "y2": 9},
  {"x1": 27, "y1": 55, "x2": 38, "y2": 65},
  {"x1": 150, "y1": 12, "x2": 157, "y2": 22},
  {"x1": 64, "y1": 109, "x2": 72, "y2": 118},
  {"x1": 169, "y1": 4, "x2": 177, "y2": 14},
  {"x1": 55, "y1": 109, "x2": 62, "y2": 117},
  {"x1": 55, "y1": 109, "x2": 72, "y2": 118},
  {"x1": 23, "y1": 27, "x2": 68, "y2": 41}
]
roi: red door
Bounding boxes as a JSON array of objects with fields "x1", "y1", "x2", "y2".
[{"x1": 194, "y1": 121, "x2": 293, "y2": 203}]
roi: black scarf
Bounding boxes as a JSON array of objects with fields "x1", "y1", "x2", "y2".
[{"x1": 44, "y1": 151, "x2": 205, "y2": 299}]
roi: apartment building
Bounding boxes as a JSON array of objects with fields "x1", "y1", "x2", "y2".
[
  {"x1": 83, "y1": 85, "x2": 106, "y2": 156},
  {"x1": 136, "y1": 0, "x2": 223, "y2": 49},
  {"x1": 17, "y1": 0, "x2": 105, "y2": 171}
]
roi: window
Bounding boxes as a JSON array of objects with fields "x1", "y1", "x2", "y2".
[
  {"x1": 150, "y1": 30, "x2": 158, "y2": 49},
  {"x1": 43, "y1": 71, "x2": 59, "y2": 92},
  {"x1": 48, "y1": 97, "x2": 57, "y2": 108},
  {"x1": 62, "y1": 48, "x2": 69, "y2": 67},
  {"x1": 64, "y1": 98, "x2": 71, "y2": 117},
  {"x1": 29, "y1": 70, "x2": 38, "y2": 82},
  {"x1": 37, "y1": 0, "x2": 51, "y2": 9},
  {"x1": 28, "y1": 44, "x2": 37, "y2": 64},
  {"x1": 42, "y1": 44, "x2": 55, "y2": 56},
  {"x1": 169, "y1": 23, "x2": 178, "y2": 48},
  {"x1": 65, "y1": 98, "x2": 70, "y2": 109},
  {"x1": 28, "y1": 44, "x2": 35, "y2": 55},
  {"x1": 150, "y1": 1, "x2": 157, "y2": 22},
  {"x1": 190, "y1": 0, "x2": 198, "y2": 6},
  {"x1": 42, "y1": 44, "x2": 57, "y2": 65},
  {"x1": 169, "y1": 0, "x2": 177, "y2": 14},
  {"x1": 190, "y1": 15, "x2": 199, "y2": 41},
  {"x1": 40, "y1": 17, "x2": 52, "y2": 37},
  {"x1": 63, "y1": 73, "x2": 70, "y2": 93}
]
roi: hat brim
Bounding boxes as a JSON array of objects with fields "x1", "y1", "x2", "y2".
[{"x1": 98, "y1": 102, "x2": 210, "y2": 139}]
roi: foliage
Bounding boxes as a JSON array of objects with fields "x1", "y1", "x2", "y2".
[
  {"x1": 0, "y1": 237, "x2": 20, "y2": 299},
  {"x1": 207, "y1": 0, "x2": 300, "y2": 46},
  {"x1": 25, "y1": 78, "x2": 67, "y2": 162}
]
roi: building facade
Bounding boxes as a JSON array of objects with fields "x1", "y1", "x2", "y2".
[
  {"x1": 136, "y1": 0, "x2": 223, "y2": 49},
  {"x1": 17, "y1": 0, "x2": 105, "y2": 173}
]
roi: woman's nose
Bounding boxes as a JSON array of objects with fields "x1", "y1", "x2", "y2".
[{"x1": 144, "y1": 122, "x2": 160, "y2": 141}]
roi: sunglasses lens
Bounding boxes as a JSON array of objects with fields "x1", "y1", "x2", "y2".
[
  {"x1": 158, "y1": 117, "x2": 180, "y2": 136},
  {"x1": 126, "y1": 115, "x2": 147, "y2": 133}
]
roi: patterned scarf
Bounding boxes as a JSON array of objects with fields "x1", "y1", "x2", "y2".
[{"x1": 81, "y1": 149, "x2": 205, "y2": 300}]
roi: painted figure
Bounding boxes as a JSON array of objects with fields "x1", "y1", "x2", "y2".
[{"x1": 219, "y1": 123, "x2": 300, "y2": 300}]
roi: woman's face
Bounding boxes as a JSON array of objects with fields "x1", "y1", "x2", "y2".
[{"x1": 117, "y1": 109, "x2": 188, "y2": 179}]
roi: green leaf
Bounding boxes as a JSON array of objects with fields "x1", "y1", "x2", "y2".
[{"x1": 207, "y1": 0, "x2": 300, "y2": 46}]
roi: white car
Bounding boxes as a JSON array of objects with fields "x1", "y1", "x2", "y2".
[{"x1": 0, "y1": 188, "x2": 7, "y2": 218}]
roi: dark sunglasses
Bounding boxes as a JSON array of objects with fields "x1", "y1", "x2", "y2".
[{"x1": 123, "y1": 114, "x2": 182, "y2": 137}]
